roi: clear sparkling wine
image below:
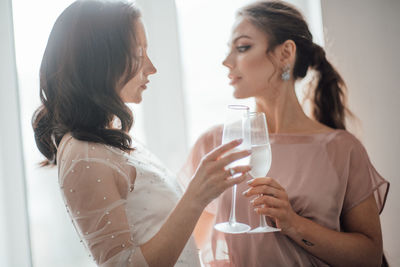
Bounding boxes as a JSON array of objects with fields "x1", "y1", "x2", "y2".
[{"x1": 249, "y1": 144, "x2": 271, "y2": 178}]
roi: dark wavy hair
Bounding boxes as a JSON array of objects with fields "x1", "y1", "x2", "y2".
[
  {"x1": 238, "y1": 0, "x2": 351, "y2": 130},
  {"x1": 32, "y1": 0, "x2": 142, "y2": 166}
]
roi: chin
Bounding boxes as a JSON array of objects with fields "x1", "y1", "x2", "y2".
[
  {"x1": 132, "y1": 97, "x2": 142, "y2": 104},
  {"x1": 233, "y1": 89, "x2": 249, "y2": 99},
  {"x1": 131, "y1": 91, "x2": 143, "y2": 103},
  {"x1": 122, "y1": 95, "x2": 142, "y2": 104}
]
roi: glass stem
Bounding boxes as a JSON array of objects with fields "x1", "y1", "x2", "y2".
[
  {"x1": 259, "y1": 214, "x2": 268, "y2": 228},
  {"x1": 229, "y1": 184, "x2": 237, "y2": 225}
]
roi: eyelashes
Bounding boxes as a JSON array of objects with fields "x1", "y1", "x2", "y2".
[
  {"x1": 236, "y1": 45, "x2": 251, "y2": 52},
  {"x1": 225, "y1": 44, "x2": 252, "y2": 56}
]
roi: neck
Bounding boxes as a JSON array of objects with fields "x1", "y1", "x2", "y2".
[{"x1": 255, "y1": 81, "x2": 318, "y2": 134}]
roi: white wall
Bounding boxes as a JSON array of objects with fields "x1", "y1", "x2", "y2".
[
  {"x1": 321, "y1": 1, "x2": 400, "y2": 265},
  {"x1": 0, "y1": 0, "x2": 31, "y2": 266}
]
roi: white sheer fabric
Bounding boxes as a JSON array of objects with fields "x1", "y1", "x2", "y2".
[{"x1": 57, "y1": 133, "x2": 201, "y2": 266}]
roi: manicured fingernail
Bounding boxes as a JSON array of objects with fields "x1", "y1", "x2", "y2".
[
  {"x1": 242, "y1": 189, "x2": 250, "y2": 196},
  {"x1": 250, "y1": 199, "x2": 255, "y2": 204},
  {"x1": 254, "y1": 208, "x2": 259, "y2": 213},
  {"x1": 247, "y1": 179, "x2": 254, "y2": 185},
  {"x1": 236, "y1": 138, "x2": 243, "y2": 144}
]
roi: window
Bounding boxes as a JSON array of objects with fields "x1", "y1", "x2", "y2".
[
  {"x1": 12, "y1": 1, "x2": 102, "y2": 266},
  {"x1": 175, "y1": 0, "x2": 255, "y2": 147}
]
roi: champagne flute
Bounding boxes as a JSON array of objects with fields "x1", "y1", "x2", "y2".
[
  {"x1": 248, "y1": 112, "x2": 281, "y2": 233},
  {"x1": 214, "y1": 105, "x2": 251, "y2": 234}
]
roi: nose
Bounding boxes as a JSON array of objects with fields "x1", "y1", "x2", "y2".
[
  {"x1": 222, "y1": 52, "x2": 234, "y2": 69},
  {"x1": 144, "y1": 55, "x2": 157, "y2": 76}
]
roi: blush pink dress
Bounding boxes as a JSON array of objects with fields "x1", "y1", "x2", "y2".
[{"x1": 179, "y1": 125, "x2": 389, "y2": 267}]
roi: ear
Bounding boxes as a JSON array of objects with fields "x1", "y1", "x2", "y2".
[{"x1": 277, "y1": 39, "x2": 296, "y2": 67}]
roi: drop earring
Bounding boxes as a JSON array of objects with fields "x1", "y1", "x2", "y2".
[{"x1": 281, "y1": 65, "x2": 291, "y2": 81}]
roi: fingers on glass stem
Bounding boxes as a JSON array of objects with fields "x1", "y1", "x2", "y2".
[{"x1": 226, "y1": 165, "x2": 251, "y2": 176}]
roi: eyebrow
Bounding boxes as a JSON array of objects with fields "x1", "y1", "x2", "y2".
[{"x1": 233, "y1": 35, "x2": 252, "y2": 43}]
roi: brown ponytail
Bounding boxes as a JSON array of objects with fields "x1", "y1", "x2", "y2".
[
  {"x1": 311, "y1": 43, "x2": 348, "y2": 129},
  {"x1": 239, "y1": 0, "x2": 351, "y2": 129}
]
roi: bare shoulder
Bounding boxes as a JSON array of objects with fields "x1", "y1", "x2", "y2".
[
  {"x1": 203, "y1": 124, "x2": 223, "y2": 139},
  {"x1": 195, "y1": 124, "x2": 224, "y2": 147}
]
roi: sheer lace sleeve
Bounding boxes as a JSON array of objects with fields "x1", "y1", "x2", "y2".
[{"x1": 58, "y1": 136, "x2": 148, "y2": 266}]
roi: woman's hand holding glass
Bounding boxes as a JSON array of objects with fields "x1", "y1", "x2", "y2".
[
  {"x1": 186, "y1": 139, "x2": 252, "y2": 210},
  {"x1": 244, "y1": 177, "x2": 298, "y2": 234}
]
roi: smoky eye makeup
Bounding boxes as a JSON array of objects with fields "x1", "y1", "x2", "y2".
[{"x1": 236, "y1": 44, "x2": 252, "y2": 52}]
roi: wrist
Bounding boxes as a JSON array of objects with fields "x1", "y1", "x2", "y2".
[
  {"x1": 285, "y1": 212, "x2": 304, "y2": 238},
  {"x1": 182, "y1": 187, "x2": 207, "y2": 214}
]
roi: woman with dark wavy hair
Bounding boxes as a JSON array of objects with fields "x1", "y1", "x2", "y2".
[
  {"x1": 32, "y1": 1, "x2": 252, "y2": 266},
  {"x1": 180, "y1": 1, "x2": 389, "y2": 266}
]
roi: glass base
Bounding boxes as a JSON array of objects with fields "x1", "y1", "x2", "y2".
[
  {"x1": 248, "y1": 226, "x2": 281, "y2": 234},
  {"x1": 214, "y1": 222, "x2": 251, "y2": 234}
]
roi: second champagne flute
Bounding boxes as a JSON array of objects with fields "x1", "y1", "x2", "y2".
[{"x1": 248, "y1": 112, "x2": 281, "y2": 234}]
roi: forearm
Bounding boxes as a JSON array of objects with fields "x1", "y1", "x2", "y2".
[
  {"x1": 193, "y1": 211, "x2": 215, "y2": 249},
  {"x1": 140, "y1": 192, "x2": 204, "y2": 267},
  {"x1": 287, "y1": 215, "x2": 382, "y2": 267},
  {"x1": 140, "y1": 139, "x2": 249, "y2": 266}
]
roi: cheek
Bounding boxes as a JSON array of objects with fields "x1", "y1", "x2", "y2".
[
  {"x1": 243, "y1": 55, "x2": 273, "y2": 79},
  {"x1": 237, "y1": 55, "x2": 274, "y2": 93},
  {"x1": 119, "y1": 76, "x2": 142, "y2": 103}
]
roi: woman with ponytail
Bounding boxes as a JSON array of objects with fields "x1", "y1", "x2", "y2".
[
  {"x1": 179, "y1": 1, "x2": 389, "y2": 266},
  {"x1": 32, "y1": 1, "x2": 252, "y2": 266}
]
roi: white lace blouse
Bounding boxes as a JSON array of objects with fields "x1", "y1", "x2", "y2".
[{"x1": 57, "y1": 133, "x2": 201, "y2": 266}]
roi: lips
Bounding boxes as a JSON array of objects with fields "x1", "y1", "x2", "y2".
[
  {"x1": 140, "y1": 81, "x2": 149, "y2": 89},
  {"x1": 228, "y1": 75, "x2": 242, "y2": 85}
]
